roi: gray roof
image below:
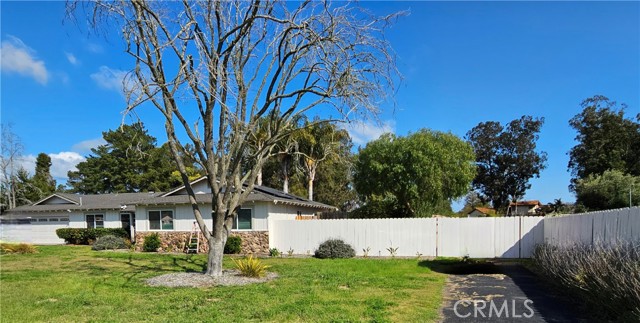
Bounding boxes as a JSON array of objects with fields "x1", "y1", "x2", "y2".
[
  {"x1": 3, "y1": 184, "x2": 335, "y2": 215},
  {"x1": 136, "y1": 185, "x2": 336, "y2": 210},
  {"x1": 4, "y1": 192, "x2": 161, "y2": 214}
]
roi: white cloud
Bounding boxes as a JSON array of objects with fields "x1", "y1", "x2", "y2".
[
  {"x1": 0, "y1": 36, "x2": 49, "y2": 84},
  {"x1": 65, "y1": 52, "x2": 79, "y2": 66},
  {"x1": 71, "y1": 138, "x2": 106, "y2": 153},
  {"x1": 342, "y1": 119, "x2": 396, "y2": 145},
  {"x1": 90, "y1": 65, "x2": 128, "y2": 93},
  {"x1": 20, "y1": 152, "x2": 85, "y2": 180},
  {"x1": 49, "y1": 152, "x2": 85, "y2": 179},
  {"x1": 86, "y1": 42, "x2": 103, "y2": 54}
]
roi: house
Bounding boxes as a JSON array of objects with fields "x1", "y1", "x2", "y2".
[
  {"x1": 506, "y1": 200, "x2": 542, "y2": 216},
  {"x1": 467, "y1": 207, "x2": 496, "y2": 217},
  {"x1": 0, "y1": 176, "x2": 336, "y2": 253}
]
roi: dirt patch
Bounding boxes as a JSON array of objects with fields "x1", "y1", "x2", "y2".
[{"x1": 145, "y1": 270, "x2": 278, "y2": 287}]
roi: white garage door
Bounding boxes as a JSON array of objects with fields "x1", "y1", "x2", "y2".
[{"x1": 1, "y1": 219, "x2": 68, "y2": 244}]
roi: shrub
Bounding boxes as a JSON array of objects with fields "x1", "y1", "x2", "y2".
[
  {"x1": 56, "y1": 228, "x2": 129, "y2": 245},
  {"x1": 142, "y1": 233, "x2": 161, "y2": 252},
  {"x1": 269, "y1": 248, "x2": 280, "y2": 257},
  {"x1": 224, "y1": 236, "x2": 242, "y2": 254},
  {"x1": 232, "y1": 255, "x2": 270, "y2": 278},
  {"x1": 315, "y1": 239, "x2": 355, "y2": 259},
  {"x1": 532, "y1": 242, "x2": 640, "y2": 321},
  {"x1": 92, "y1": 235, "x2": 128, "y2": 251},
  {"x1": 0, "y1": 243, "x2": 37, "y2": 254}
]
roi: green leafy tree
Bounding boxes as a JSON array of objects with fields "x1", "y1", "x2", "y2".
[
  {"x1": 568, "y1": 95, "x2": 640, "y2": 189},
  {"x1": 354, "y1": 130, "x2": 476, "y2": 217},
  {"x1": 466, "y1": 116, "x2": 547, "y2": 212},
  {"x1": 575, "y1": 170, "x2": 640, "y2": 210},
  {"x1": 296, "y1": 119, "x2": 352, "y2": 201},
  {"x1": 67, "y1": 123, "x2": 178, "y2": 193},
  {"x1": 261, "y1": 119, "x2": 357, "y2": 209},
  {"x1": 30, "y1": 153, "x2": 56, "y2": 199}
]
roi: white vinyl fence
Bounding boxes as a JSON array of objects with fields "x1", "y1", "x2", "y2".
[
  {"x1": 0, "y1": 223, "x2": 68, "y2": 244},
  {"x1": 270, "y1": 217, "x2": 544, "y2": 258},
  {"x1": 544, "y1": 207, "x2": 640, "y2": 246},
  {"x1": 270, "y1": 207, "x2": 640, "y2": 258}
]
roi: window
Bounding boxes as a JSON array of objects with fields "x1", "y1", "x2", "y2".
[
  {"x1": 232, "y1": 208, "x2": 252, "y2": 230},
  {"x1": 86, "y1": 214, "x2": 104, "y2": 228},
  {"x1": 149, "y1": 210, "x2": 173, "y2": 230},
  {"x1": 49, "y1": 218, "x2": 59, "y2": 222},
  {"x1": 37, "y1": 218, "x2": 48, "y2": 222}
]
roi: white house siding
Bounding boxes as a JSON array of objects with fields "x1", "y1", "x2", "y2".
[
  {"x1": 69, "y1": 214, "x2": 85, "y2": 228},
  {"x1": 135, "y1": 202, "x2": 277, "y2": 232}
]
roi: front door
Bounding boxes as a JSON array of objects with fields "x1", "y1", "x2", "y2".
[{"x1": 120, "y1": 213, "x2": 132, "y2": 239}]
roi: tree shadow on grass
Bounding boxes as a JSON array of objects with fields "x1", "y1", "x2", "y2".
[
  {"x1": 91, "y1": 252, "x2": 208, "y2": 287},
  {"x1": 418, "y1": 259, "x2": 501, "y2": 275}
]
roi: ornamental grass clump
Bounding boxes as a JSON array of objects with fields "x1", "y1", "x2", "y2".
[
  {"x1": 232, "y1": 255, "x2": 270, "y2": 278},
  {"x1": 315, "y1": 239, "x2": 355, "y2": 259},
  {"x1": 0, "y1": 243, "x2": 37, "y2": 254},
  {"x1": 532, "y1": 241, "x2": 640, "y2": 321}
]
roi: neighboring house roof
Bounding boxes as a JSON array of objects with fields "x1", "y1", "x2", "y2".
[
  {"x1": 508, "y1": 200, "x2": 542, "y2": 207},
  {"x1": 5, "y1": 192, "x2": 161, "y2": 214},
  {"x1": 468, "y1": 207, "x2": 496, "y2": 216}
]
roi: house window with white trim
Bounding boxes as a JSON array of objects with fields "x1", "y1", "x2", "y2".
[
  {"x1": 232, "y1": 208, "x2": 252, "y2": 230},
  {"x1": 149, "y1": 210, "x2": 173, "y2": 230},
  {"x1": 86, "y1": 214, "x2": 104, "y2": 228}
]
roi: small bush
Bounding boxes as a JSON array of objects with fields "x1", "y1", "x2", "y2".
[
  {"x1": 532, "y1": 242, "x2": 640, "y2": 321},
  {"x1": 142, "y1": 233, "x2": 161, "y2": 252},
  {"x1": 315, "y1": 239, "x2": 355, "y2": 259},
  {"x1": 0, "y1": 243, "x2": 37, "y2": 254},
  {"x1": 224, "y1": 236, "x2": 242, "y2": 254},
  {"x1": 232, "y1": 255, "x2": 270, "y2": 278},
  {"x1": 56, "y1": 228, "x2": 129, "y2": 245},
  {"x1": 92, "y1": 235, "x2": 128, "y2": 251},
  {"x1": 269, "y1": 248, "x2": 280, "y2": 257}
]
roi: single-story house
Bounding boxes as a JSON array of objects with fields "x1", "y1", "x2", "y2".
[
  {"x1": 0, "y1": 176, "x2": 336, "y2": 253},
  {"x1": 467, "y1": 207, "x2": 496, "y2": 217},
  {"x1": 506, "y1": 200, "x2": 542, "y2": 216}
]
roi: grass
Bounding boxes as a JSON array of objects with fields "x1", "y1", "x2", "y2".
[{"x1": 0, "y1": 246, "x2": 446, "y2": 322}]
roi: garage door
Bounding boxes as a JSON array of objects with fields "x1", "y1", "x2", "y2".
[{"x1": 0, "y1": 219, "x2": 68, "y2": 244}]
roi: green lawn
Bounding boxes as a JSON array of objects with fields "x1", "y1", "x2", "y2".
[{"x1": 0, "y1": 246, "x2": 446, "y2": 322}]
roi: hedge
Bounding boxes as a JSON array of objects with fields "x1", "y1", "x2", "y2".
[{"x1": 56, "y1": 228, "x2": 129, "y2": 245}]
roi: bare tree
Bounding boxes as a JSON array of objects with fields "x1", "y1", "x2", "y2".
[
  {"x1": 1, "y1": 124, "x2": 25, "y2": 211},
  {"x1": 69, "y1": 0, "x2": 400, "y2": 276}
]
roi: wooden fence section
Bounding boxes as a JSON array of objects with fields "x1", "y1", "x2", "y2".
[
  {"x1": 270, "y1": 217, "x2": 544, "y2": 258},
  {"x1": 544, "y1": 207, "x2": 640, "y2": 246}
]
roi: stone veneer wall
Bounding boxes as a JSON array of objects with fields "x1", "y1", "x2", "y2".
[{"x1": 134, "y1": 231, "x2": 269, "y2": 254}]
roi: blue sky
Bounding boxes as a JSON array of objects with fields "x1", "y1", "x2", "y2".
[{"x1": 1, "y1": 1, "x2": 638, "y2": 209}]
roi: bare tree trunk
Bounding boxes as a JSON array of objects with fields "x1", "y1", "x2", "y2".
[
  {"x1": 205, "y1": 236, "x2": 226, "y2": 276},
  {"x1": 282, "y1": 157, "x2": 290, "y2": 194},
  {"x1": 256, "y1": 168, "x2": 262, "y2": 186},
  {"x1": 308, "y1": 169, "x2": 316, "y2": 201}
]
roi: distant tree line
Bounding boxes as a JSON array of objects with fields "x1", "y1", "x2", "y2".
[{"x1": 3, "y1": 94, "x2": 636, "y2": 215}]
